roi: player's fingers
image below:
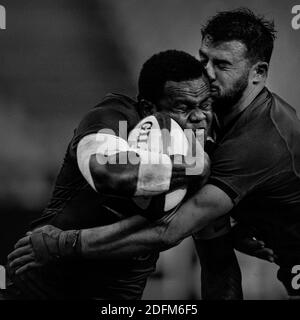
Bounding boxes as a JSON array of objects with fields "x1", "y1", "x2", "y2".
[
  {"x1": 245, "y1": 238, "x2": 265, "y2": 250},
  {"x1": 253, "y1": 248, "x2": 276, "y2": 262},
  {"x1": 256, "y1": 240, "x2": 265, "y2": 248},
  {"x1": 235, "y1": 238, "x2": 264, "y2": 254},
  {"x1": 31, "y1": 226, "x2": 46, "y2": 233},
  {"x1": 14, "y1": 236, "x2": 31, "y2": 249},
  {"x1": 15, "y1": 262, "x2": 43, "y2": 275},
  {"x1": 7, "y1": 245, "x2": 33, "y2": 262},
  {"x1": 9, "y1": 253, "x2": 35, "y2": 270}
]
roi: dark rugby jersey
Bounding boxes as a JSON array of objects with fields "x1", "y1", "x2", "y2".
[
  {"x1": 208, "y1": 87, "x2": 300, "y2": 269},
  {"x1": 32, "y1": 93, "x2": 148, "y2": 229},
  {"x1": 17, "y1": 94, "x2": 159, "y2": 299}
]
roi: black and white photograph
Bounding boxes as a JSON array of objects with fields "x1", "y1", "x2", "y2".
[{"x1": 0, "y1": 0, "x2": 300, "y2": 309}]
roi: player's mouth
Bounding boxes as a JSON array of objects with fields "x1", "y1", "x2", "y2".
[
  {"x1": 210, "y1": 85, "x2": 219, "y2": 96},
  {"x1": 187, "y1": 123, "x2": 207, "y2": 132}
]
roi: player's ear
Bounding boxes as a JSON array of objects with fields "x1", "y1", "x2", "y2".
[
  {"x1": 251, "y1": 61, "x2": 269, "y2": 84},
  {"x1": 138, "y1": 98, "x2": 158, "y2": 117}
]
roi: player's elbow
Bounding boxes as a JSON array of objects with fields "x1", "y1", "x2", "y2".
[
  {"x1": 155, "y1": 221, "x2": 183, "y2": 250},
  {"x1": 90, "y1": 156, "x2": 137, "y2": 196}
]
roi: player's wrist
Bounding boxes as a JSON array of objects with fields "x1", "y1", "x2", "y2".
[
  {"x1": 58, "y1": 229, "x2": 82, "y2": 258},
  {"x1": 170, "y1": 152, "x2": 210, "y2": 188}
]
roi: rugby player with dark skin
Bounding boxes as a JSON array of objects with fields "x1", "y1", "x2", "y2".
[
  {"x1": 11, "y1": 9, "x2": 298, "y2": 300},
  {"x1": 4, "y1": 50, "x2": 213, "y2": 299},
  {"x1": 9, "y1": 9, "x2": 291, "y2": 300}
]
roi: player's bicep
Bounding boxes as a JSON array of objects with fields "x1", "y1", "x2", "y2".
[
  {"x1": 77, "y1": 132, "x2": 172, "y2": 196},
  {"x1": 193, "y1": 214, "x2": 231, "y2": 240}
]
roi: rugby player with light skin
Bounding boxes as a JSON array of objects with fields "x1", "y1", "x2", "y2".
[
  {"x1": 4, "y1": 50, "x2": 212, "y2": 299},
  {"x1": 10, "y1": 9, "x2": 300, "y2": 299}
]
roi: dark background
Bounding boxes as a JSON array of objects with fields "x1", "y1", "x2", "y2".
[{"x1": 0, "y1": 0, "x2": 299, "y2": 299}]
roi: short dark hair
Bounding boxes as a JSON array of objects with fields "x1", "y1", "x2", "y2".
[
  {"x1": 201, "y1": 8, "x2": 277, "y2": 64},
  {"x1": 138, "y1": 50, "x2": 204, "y2": 103}
]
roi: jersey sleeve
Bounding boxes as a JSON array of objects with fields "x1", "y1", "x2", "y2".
[{"x1": 208, "y1": 123, "x2": 287, "y2": 204}]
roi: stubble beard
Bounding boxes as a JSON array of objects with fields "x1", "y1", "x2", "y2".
[{"x1": 212, "y1": 70, "x2": 250, "y2": 115}]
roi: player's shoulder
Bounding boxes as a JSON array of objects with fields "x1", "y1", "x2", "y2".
[
  {"x1": 269, "y1": 90, "x2": 300, "y2": 127},
  {"x1": 89, "y1": 93, "x2": 139, "y2": 121},
  {"x1": 98, "y1": 93, "x2": 138, "y2": 110},
  {"x1": 227, "y1": 89, "x2": 291, "y2": 147},
  {"x1": 261, "y1": 89, "x2": 300, "y2": 157},
  {"x1": 269, "y1": 91, "x2": 300, "y2": 176},
  {"x1": 251, "y1": 88, "x2": 299, "y2": 127},
  {"x1": 213, "y1": 89, "x2": 288, "y2": 169},
  {"x1": 77, "y1": 93, "x2": 140, "y2": 132}
]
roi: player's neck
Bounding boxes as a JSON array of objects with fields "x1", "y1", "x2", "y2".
[{"x1": 221, "y1": 83, "x2": 265, "y2": 128}]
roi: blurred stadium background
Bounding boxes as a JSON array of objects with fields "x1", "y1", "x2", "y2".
[{"x1": 0, "y1": 0, "x2": 299, "y2": 299}]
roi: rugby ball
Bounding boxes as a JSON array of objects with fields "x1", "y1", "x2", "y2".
[{"x1": 128, "y1": 113, "x2": 192, "y2": 215}]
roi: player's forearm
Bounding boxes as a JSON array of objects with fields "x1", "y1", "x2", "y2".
[
  {"x1": 80, "y1": 216, "x2": 168, "y2": 259},
  {"x1": 80, "y1": 184, "x2": 232, "y2": 259},
  {"x1": 154, "y1": 184, "x2": 232, "y2": 244},
  {"x1": 89, "y1": 151, "x2": 171, "y2": 196},
  {"x1": 195, "y1": 234, "x2": 243, "y2": 300},
  {"x1": 79, "y1": 191, "x2": 215, "y2": 259},
  {"x1": 90, "y1": 151, "x2": 208, "y2": 197},
  {"x1": 9, "y1": 185, "x2": 232, "y2": 273}
]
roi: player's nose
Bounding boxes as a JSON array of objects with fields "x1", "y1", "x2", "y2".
[
  {"x1": 189, "y1": 109, "x2": 206, "y2": 123},
  {"x1": 205, "y1": 62, "x2": 216, "y2": 82}
]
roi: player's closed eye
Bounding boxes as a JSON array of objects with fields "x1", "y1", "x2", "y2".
[
  {"x1": 200, "y1": 98, "x2": 213, "y2": 111},
  {"x1": 215, "y1": 61, "x2": 230, "y2": 70},
  {"x1": 174, "y1": 104, "x2": 189, "y2": 113},
  {"x1": 200, "y1": 103, "x2": 212, "y2": 111}
]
